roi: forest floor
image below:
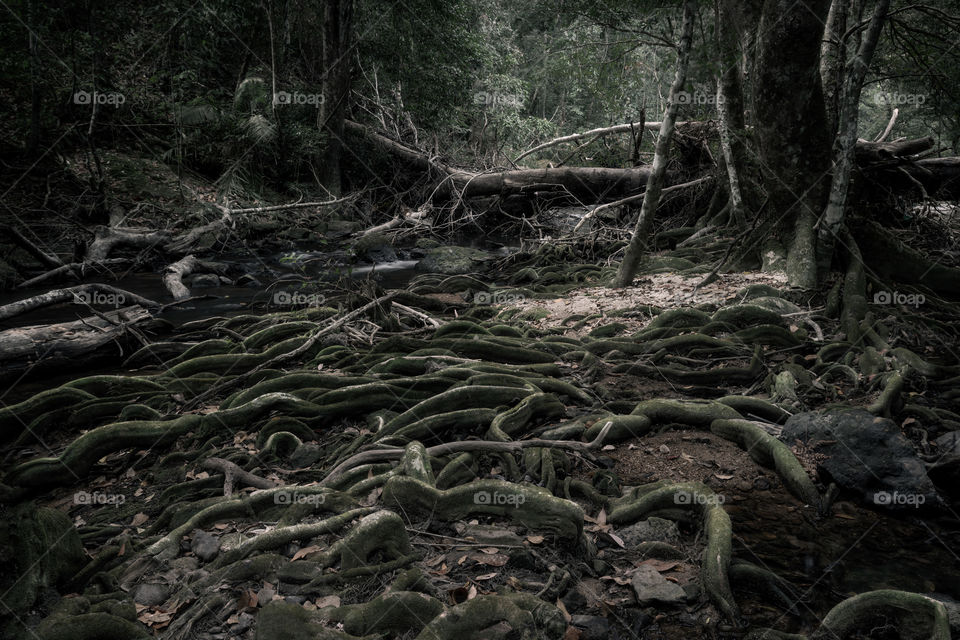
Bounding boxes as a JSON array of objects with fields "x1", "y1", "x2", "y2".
[{"x1": 1, "y1": 154, "x2": 959, "y2": 640}]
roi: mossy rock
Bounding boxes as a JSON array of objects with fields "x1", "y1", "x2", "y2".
[{"x1": 417, "y1": 246, "x2": 494, "y2": 275}]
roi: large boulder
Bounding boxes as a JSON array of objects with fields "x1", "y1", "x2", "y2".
[{"x1": 781, "y1": 410, "x2": 939, "y2": 510}]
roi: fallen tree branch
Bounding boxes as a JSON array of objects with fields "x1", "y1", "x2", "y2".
[
  {"x1": 572, "y1": 175, "x2": 712, "y2": 233},
  {"x1": 514, "y1": 120, "x2": 704, "y2": 163},
  {"x1": 0, "y1": 223, "x2": 63, "y2": 269},
  {"x1": 0, "y1": 284, "x2": 159, "y2": 322},
  {"x1": 202, "y1": 457, "x2": 278, "y2": 496}
]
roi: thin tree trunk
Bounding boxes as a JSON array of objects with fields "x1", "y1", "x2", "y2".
[
  {"x1": 714, "y1": 0, "x2": 750, "y2": 228},
  {"x1": 613, "y1": 0, "x2": 696, "y2": 289},
  {"x1": 821, "y1": 0, "x2": 849, "y2": 138},
  {"x1": 816, "y1": 0, "x2": 890, "y2": 273}
]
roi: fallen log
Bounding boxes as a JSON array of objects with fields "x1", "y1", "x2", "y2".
[
  {"x1": 0, "y1": 284, "x2": 160, "y2": 323},
  {"x1": 85, "y1": 226, "x2": 171, "y2": 261},
  {"x1": 162, "y1": 255, "x2": 199, "y2": 301},
  {"x1": 0, "y1": 224, "x2": 63, "y2": 269},
  {"x1": 0, "y1": 305, "x2": 155, "y2": 381},
  {"x1": 346, "y1": 119, "x2": 665, "y2": 201}
]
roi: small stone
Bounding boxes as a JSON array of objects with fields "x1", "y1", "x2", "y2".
[
  {"x1": 659, "y1": 444, "x2": 671, "y2": 454},
  {"x1": 570, "y1": 615, "x2": 610, "y2": 640},
  {"x1": 132, "y1": 583, "x2": 169, "y2": 607},
  {"x1": 191, "y1": 529, "x2": 220, "y2": 562},
  {"x1": 630, "y1": 565, "x2": 687, "y2": 607},
  {"x1": 617, "y1": 517, "x2": 680, "y2": 547}
]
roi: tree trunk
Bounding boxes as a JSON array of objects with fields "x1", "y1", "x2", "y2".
[
  {"x1": 752, "y1": 0, "x2": 833, "y2": 289},
  {"x1": 714, "y1": 0, "x2": 751, "y2": 228},
  {"x1": 816, "y1": 0, "x2": 891, "y2": 273},
  {"x1": 820, "y1": 0, "x2": 849, "y2": 138},
  {"x1": 613, "y1": 0, "x2": 696, "y2": 288},
  {"x1": 319, "y1": 0, "x2": 354, "y2": 196}
]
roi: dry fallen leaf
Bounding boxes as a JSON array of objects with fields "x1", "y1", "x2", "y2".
[
  {"x1": 526, "y1": 535, "x2": 545, "y2": 544},
  {"x1": 292, "y1": 545, "x2": 322, "y2": 561},
  {"x1": 474, "y1": 572, "x2": 498, "y2": 581},
  {"x1": 130, "y1": 512, "x2": 149, "y2": 527}
]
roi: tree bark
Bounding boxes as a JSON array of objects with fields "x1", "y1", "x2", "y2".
[
  {"x1": 0, "y1": 305, "x2": 154, "y2": 381},
  {"x1": 613, "y1": 0, "x2": 696, "y2": 288},
  {"x1": 714, "y1": 0, "x2": 751, "y2": 227},
  {"x1": 752, "y1": 0, "x2": 833, "y2": 289},
  {"x1": 821, "y1": 0, "x2": 849, "y2": 138},
  {"x1": 816, "y1": 0, "x2": 891, "y2": 273},
  {"x1": 318, "y1": 0, "x2": 354, "y2": 196}
]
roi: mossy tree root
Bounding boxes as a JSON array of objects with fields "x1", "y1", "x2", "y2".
[
  {"x1": 811, "y1": 589, "x2": 951, "y2": 640},
  {"x1": 379, "y1": 386, "x2": 535, "y2": 438},
  {"x1": 608, "y1": 482, "x2": 741, "y2": 624},
  {"x1": 709, "y1": 418, "x2": 820, "y2": 508},
  {"x1": 382, "y1": 476, "x2": 585, "y2": 541},
  {"x1": 324, "y1": 590, "x2": 445, "y2": 636},
  {"x1": 414, "y1": 592, "x2": 566, "y2": 640},
  {"x1": 4, "y1": 415, "x2": 203, "y2": 489}
]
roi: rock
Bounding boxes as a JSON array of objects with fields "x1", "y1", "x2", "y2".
[
  {"x1": 191, "y1": 529, "x2": 220, "y2": 562},
  {"x1": 570, "y1": 615, "x2": 610, "y2": 639},
  {"x1": 415, "y1": 237, "x2": 441, "y2": 249},
  {"x1": 781, "y1": 410, "x2": 939, "y2": 510},
  {"x1": 190, "y1": 273, "x2": 221, "y2": 288},
  {"x1": 324, "y1": 218, "x2": 361, "y2": 237},
  {"x1": 927, "y1": 593, "x2": 960, "y2": 635},
  {"x1": 132, "y1": 583, "x2": 169, "y2": 607},
  {"x1": 235, "y1": 274, "x2": 263, "y2": 288},
  {"x1": 416, "y1": 245, "x2": 493, "y2": 275},
  {"x1": 934, "y1": 430, "x2": 960, "y2": 454},
  {"x1": 353, "y1": 233, "x2": 397, "y2": 263},
  {"x1": 927, "y1": 454, "x2": 960, "y2": 500},
  {"x1": 630, "y1": 564, "x2": 687, "y2": 606},
  {"x1": 617, "y1": 517, "x2": 680, "y2": 547},
  {"x1": 288, "y1": 443, "x2": 323, "y2": 468}
]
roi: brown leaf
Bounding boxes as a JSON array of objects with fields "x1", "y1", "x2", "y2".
[
  {"x1": 475, "y1": 553, "x2": 509, "y2": 567},
  {"x1": 640, "y1": 559, "x2": 680, "y2": 572},
  {"x1": 556, "y1": 598, "x2": 573, "y2": 623},
  {"x1": 474, "y1": 572, "x2": 499, "y2": 581},
  {"x1": 130, "y1": 512, "x2": 149, "y2": 527},
  {"x1": 292, "y1": 545, "x2": 322, "y2": 561},
  {"x1": 479, "y1": 547, "x2": 499, "y2": 554},
  {"x1": 425, "y1": 554, "x2": 446, "y2": 567},
  {"x1": 237, "y1": 588, "x2": 258, "y2": 611},
  {"x1": 563, "y1": 626, "x2": 582, "y2": 640},
  {"x1": 526, "y1": 535, "x2": 545, "y2": 544}
]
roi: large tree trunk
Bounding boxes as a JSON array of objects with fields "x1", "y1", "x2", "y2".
[
  {"x1": 613, "y1": 0, "x2": 697, "y2": 288},
  {"x1": 752, "y1": 0, "x2": 833, "y2": 289},
  {"x1": 816, "y1": 0, "x2": 891, "y2": 273},
  {"x1": 318, "y1": 0, "x2": 354, "y2": 196}
]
